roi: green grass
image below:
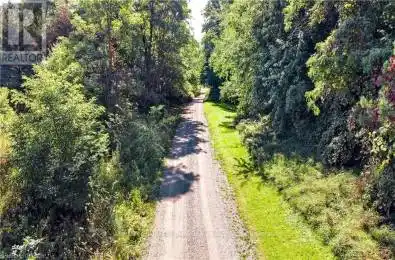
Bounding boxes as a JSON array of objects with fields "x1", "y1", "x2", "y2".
[{"x1": 204, "y1": 101, "x2": 335, "y2": 260}]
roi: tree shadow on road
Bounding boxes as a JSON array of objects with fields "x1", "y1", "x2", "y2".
[
  {"x1": 159, "y1": 165, "x2": 200, "y2": 201},
  {"x1": 170, "y1": 119, "x2": 207, "y2": 158},
  {"x1": 158, "y1": 101, "x2": 208, "y2": 200}
]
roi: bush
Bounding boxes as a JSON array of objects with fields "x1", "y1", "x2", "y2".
[
  {"x1": 11, "y1": 65, "x2": 108, "y2": 213},
  {"x1": 0, "y1": 88, "x2": 18, "y2": 214},
  {"x1": 220, "y1": 80, "x2": 241, "y2": 105},
  {"x1": 0, "y1": 51, "x2": 109, "y2": 257},
  {"x1": 371, "y1": 226, "x2": 395, "y2": 257},
  {"x1": 185, "y1": 82, "x2": 202, "y2": 97},
  {"x1": 87, "y1": 154, "x2": 123, "y2": 253},
  {"x1": 373, "y1": 163, "x2": 395, "y2": 220},
  {"x1": 237, "y1": 119, "x2": 394, "y2": 259},
  {"x1": 319, "y1": 122, "x2": 356, "y2": 167},
  {"x1": 87, "y1": 104, "x2": 180, "y2": 257},
  {"x1": 112, "y1": 190, "x2": 154, "y2": 259},
  {"x1": 88, "y1": 156, "x2": 155, "y2": 259},
  {"x1": 108, "y1": 105, "x2": 180, "y2": 193},
  {"x1": 260, "y1": 154, "x2": 388, "y2": 259}
]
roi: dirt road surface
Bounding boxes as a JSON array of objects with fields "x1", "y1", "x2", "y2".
[{"x1": 146, "y1": 97, "x2": 240, "y2": 260}]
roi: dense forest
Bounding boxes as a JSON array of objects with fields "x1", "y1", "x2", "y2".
[
  {"x1": 1, "y1": 0, "x2": 395, "y2": 259},
  {"x1": 203, "y1": 0, "x2": 395, "y2": 259},
  {"x1": 0, "y1": 0, "x2": 202, "y2": 258}
]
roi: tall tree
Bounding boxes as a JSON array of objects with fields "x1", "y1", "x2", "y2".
[{"x1": 201, "y1": 0, "x2": 224, "y2": 100}]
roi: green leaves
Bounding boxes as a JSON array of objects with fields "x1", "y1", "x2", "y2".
[
  {"x1": 11, "y1": 41, "x2": 109, "y2": 212},
  {"x1": 209, "y1": 0, "x2": 261, "y2": 104},
  {"x1": 205, "y1": 2, "x2": 395, "y2": 256}
]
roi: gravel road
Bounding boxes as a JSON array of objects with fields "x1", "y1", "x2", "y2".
[{"x1": 146, "y1": 97, "x2": 244, "y2": 260}]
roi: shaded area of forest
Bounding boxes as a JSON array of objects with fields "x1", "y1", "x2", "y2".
[
  {"x1": 0, "y1": 0, "x2": 203, "y2": 258},
  {"x1": 202, "y1": 0, "x2": 395, "y2": 259}
]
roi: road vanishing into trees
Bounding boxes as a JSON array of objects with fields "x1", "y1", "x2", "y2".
[{"x1": 146, "y1": 97, "x2": 240, "y2": 260}]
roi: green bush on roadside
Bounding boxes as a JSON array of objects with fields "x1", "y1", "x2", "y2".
[
  {"x1": 88, "y1": 105, "x2": 180, "y2": 258},
  {"x1": 238, "y1": 119, "x2": 395, "y2": 259},
  {"x1": 0, "y1": 41, "x2": 181, "y2": 258},
  {"x1": 0, "y1": 88, "x2": 19, "y2": 216}
]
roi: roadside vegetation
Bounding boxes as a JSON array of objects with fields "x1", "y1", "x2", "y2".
[
  {"x1": 1, "y1": 0, "x2": 394, "y2": 259},
  {"x1": 205, "y1": 101, "x2": 334, "y2": 259},
  {"x1": 203, "y1": 0, "x2": 395, "y2": 259},
  {"x1": 0, "y1": 0, "x2": 203, "y2": 258}
]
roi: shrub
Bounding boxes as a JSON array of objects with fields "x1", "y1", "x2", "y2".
[
  {"x1": 237, "y1": 119, "x2": 393, "y2": 259},
  {"x1": 260, "y1": 154, "x2": 387, "y2": 259},
  {"x1": 0, "y1": 88, "x2": 18, "y2": 214},
  {"x1": 0, "y1": 51, "x2": 109, "y2": 257},
  {"x1": 88, "y1": 104, "x2": 180, "y2": 257},
  {"x1": 87, "y1": 154, "x2": 123, "y2": 253},
  {"x1": 112, "y1": 190, "x2": 154, "y2": 259},
  {"x1": 109, "y1": 109, "x2": 165, "y2": 193},
  {"x1": 11, "y1": 65, "x2": 108, "y2": 213},
  {"x1": 0, "y1": 88, "x2": 15, "y2": 157},
  {"x1": 353, "y1": 50, "x2": 395, "y2": 219},
  {"x1": 88, "y1": 154, "x2": 155, "y2": 259},
  {"x1": 373, "y1": 163, "x2": 395, "y2": 220},
  {"x1": 220, "y1": 80, "x2": 242, "y2": 105}
]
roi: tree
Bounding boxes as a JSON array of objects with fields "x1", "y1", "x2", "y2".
[{"x1": 202, "y1": 0, "x2": 225, "y2": 100}]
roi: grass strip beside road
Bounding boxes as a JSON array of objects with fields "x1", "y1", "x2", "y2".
[{"x1": 204, "y1": 101, "x2": 334, "y2": 260}]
